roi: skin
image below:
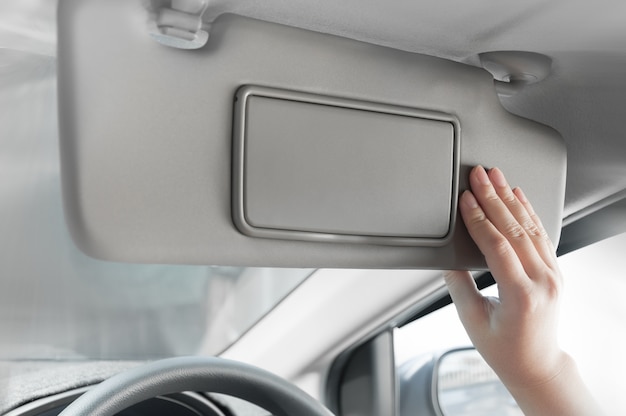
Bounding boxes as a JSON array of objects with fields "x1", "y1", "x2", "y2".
[{"x1": 444, "y1": 166, "x2": 604, "y2": 416}]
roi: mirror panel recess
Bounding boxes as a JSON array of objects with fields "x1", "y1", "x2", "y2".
[
  {"x1": 57, "y1": 1, "x2": 566, "y2": 268},
  {"x1": 233, "y1": 86, "x2": 458, "y2": 246}
]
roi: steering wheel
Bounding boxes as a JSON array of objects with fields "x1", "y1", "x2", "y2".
[{"x1": 58, "y1": 356, "x2": 334, "y2": 416}]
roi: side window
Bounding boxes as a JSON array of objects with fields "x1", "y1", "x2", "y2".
[{"x1": 394, "y1": 232, "x2": 626, "y2": 415}]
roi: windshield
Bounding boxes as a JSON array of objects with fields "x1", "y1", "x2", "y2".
[{"x1": 0, "y1": 0, "x2": 312, "y2": 363}]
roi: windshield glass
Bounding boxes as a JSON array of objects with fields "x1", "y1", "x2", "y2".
[{"x1": 0, "y1": 0, "x2": 312, "y2": 362}]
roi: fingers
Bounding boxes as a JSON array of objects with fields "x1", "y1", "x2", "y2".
[
  {"x1": 513, "y1": 187, "x2": 557, "y2": 262},
  {"x1": 443, "y1": 270, "x2": 488, "y2": 333},
  {"x1": 458, "y1": 189, "x2": 529, "y2": 288},
  {"x1": 466, "y1": 166, "x2": 549, "y2": 280},
  {"x1": 443, "y1": 270, "x2": 484, "y2": 321},
  {"x1": 489, "y1": 168, "x2": 556, "y2": 266}
]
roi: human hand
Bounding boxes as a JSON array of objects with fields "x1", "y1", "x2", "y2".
[
  {"x1": 444, "y1": 165, "x2": 566, "y2": 390},
  {"x1": 444, "y1": 166, "x2": 603, "y2": 415}
]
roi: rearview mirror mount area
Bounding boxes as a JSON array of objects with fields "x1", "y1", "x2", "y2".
[{"x1": 57, "y1": 0, "x2": 565, "y2": 269}]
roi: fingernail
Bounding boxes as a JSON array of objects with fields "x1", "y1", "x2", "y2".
[
  {"x1": 474, "y1": 165, "x2": 491, "y2": 185},
  {"x1": 489, "y1": 167, "x2": 507, "y2": 188},
  {"x1": 461, "y1": 190, "x2": 479, "y2": 208},
  {"x1": 515, "y1": 187, "x2": 528, "y2": 203}
]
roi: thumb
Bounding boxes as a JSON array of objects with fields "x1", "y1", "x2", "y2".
[{"x1": 443, "y1": 270, "x2": 483, "y2": 314}]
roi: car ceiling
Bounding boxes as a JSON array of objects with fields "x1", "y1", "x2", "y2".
[{"x1": 2, "y1": 0, "x2": 626, "y2": 220}]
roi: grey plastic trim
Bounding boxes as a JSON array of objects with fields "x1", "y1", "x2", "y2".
[
  {"x1": 558, "y1": 193, "x2": 626, "y2": 256},
  {"x1": 332, "y1": 330, "x2": 397, "y2": 416},
  {"x1": 233, "y1": 85, "x2": 460, "y2": 247},
  {"x1": 561, "y1": 188, "x2": 626, "y2": 226}
]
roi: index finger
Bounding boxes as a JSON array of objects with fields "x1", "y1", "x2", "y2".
[
  {"x1": 458, "y1": 189, "x2": 529, "y2": 290},
  {"x1": 469, "y1": 166, "x2": 551, "y2": 280}
]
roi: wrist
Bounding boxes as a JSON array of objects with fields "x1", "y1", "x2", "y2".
[
  {"x1": 504, "y1": 349, "x2": 571, "y2": 392},
  {"x1": 505, "y1": 352, "x2": 604, "y2": 416}
]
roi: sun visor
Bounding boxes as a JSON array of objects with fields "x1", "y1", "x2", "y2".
[{"x1": 57, "y1": 1, "x2": 566, "y2": 269}]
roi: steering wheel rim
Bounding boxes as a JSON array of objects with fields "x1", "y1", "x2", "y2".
[{"x1": 57, "y1": 356, "x2": 334, "y2": 416}]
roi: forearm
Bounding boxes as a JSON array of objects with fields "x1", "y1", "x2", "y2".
[{"x1": 505, "y1": 352, "x2": 604, "y2": 416}]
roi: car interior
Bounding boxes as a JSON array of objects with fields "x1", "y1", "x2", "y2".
[{"x1": 1, "y1": 0, "x2": 626, "y2": 415}]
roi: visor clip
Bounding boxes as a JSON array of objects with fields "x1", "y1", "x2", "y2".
[{"x1": 146, "y1": 0, "x2": 210, "y2": 50}]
